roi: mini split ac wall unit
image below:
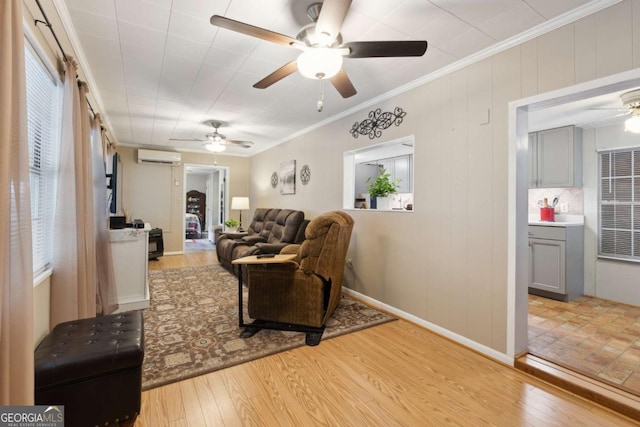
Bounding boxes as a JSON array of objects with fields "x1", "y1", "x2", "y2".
[{"x1": 137, "y1": 149, "x2": 181, "y2": 165}]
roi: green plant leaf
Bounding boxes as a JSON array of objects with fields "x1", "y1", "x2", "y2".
[{"x1": 366, "y1": 168, "x2": 400, "y2": 197}]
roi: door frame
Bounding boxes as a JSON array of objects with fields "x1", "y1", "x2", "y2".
[
  {"x1": 183, "y1": 164, "x2": 229, "y2": 253},
  {"x1": 507, "y1": 68, "x2": 640, "y2": 358}
]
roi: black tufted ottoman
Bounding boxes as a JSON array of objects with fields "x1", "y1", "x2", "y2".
[{"x1": 34, "y1": 310, "x2": 144, "y2": 427}]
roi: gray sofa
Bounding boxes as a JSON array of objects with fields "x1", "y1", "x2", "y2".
[{"x1": 216, "y1": 208, "x2": 308, "y2": 275}]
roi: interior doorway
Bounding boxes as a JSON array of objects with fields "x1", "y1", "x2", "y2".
[
  {"x1": 509, "y1": 68, "x2": 640, "y2": 397},
  {"x1": 183, "y1": 164, "x2": 228, "y2": 253}
]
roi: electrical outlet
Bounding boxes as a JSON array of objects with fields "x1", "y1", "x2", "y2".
[{"x1": 560, "y1": 203, "x2": 569, "y2": 213}]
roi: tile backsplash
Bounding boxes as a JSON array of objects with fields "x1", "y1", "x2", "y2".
[{"x1": 528, "y1": 187, "x2": 583, "y2": 215}]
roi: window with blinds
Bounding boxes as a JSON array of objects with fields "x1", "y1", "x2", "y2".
[
  {"x1": 25, "y1": 42, "x2": 61, "y2": 276},
  {"x1": 598, "y1": 148, "x2": 640, "y2": 262}
]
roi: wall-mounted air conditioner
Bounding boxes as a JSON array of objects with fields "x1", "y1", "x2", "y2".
[{"x1": 137, "y1": 149, "x2": 181, "y2": 165}]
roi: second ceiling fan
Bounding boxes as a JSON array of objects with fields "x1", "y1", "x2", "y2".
[{"x1": 210, "y1": 0, "x2": 428, "y2": 99}]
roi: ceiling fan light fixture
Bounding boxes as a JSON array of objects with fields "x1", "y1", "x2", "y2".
[
  {"x1": 297, "y1": 48, "x2": 343, "y2": 80},
  {"x1": 624, "y1": 110, "x2": 640, "y2": 133},
  {"x1": 205, "y1": 142, "x2": 226, "y2": 152}
]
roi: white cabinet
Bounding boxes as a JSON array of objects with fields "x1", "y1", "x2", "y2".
[
  {"x1": 110, "y1": 227, "x2": 150, "y2": 312},
  {"x1": 377, "y1": 155, "x2": 412, "y2": 193},
  {"x1": 528, "y1": 225, "x2": 583, "y2": 301},
  {"x1": 529, "y1": 125, "x2": 582, "y2": 188}
]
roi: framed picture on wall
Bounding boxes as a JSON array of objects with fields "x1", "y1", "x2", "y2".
[{"x1": 280, "y1": 160, "x2": 296, "y2": 195}]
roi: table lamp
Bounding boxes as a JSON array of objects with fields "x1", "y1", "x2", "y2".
[{"x1": 231, "y1": 197, "x2": 249, "y2": 232}]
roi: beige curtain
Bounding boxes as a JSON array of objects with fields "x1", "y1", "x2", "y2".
[
  {"x1": 0, "y1": 0, "x2": 35, "y2": 405},
  {"x1": 50, "y1": 59, "x2": 97, "y2": 326},
  {"x1": 92, "y1": 114, "x2": 118, "y2": 314}
]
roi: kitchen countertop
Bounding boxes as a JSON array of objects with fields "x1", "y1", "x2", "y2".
[{"x1": 528, "y1": 214, "x2": 584, "y2": 227}]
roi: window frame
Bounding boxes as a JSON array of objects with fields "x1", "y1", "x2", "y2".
[
  {"x1": 24, "y1": 33, "x2": 62, "y2": 280},
  {"x1": 343, "y1": 135, "x2": 415, "y2": 212},
  {"x1": 598, "y1": 147, "x2": 640, "y2": 263}
]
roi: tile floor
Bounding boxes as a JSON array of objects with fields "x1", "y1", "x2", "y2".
[{"x1": 528, "y1": 294, "x2": 640, "y2": 397}]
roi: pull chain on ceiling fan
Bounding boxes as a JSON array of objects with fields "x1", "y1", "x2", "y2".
[{"x1": 209, "y1": 0, "x2": 428, "y2": 104}]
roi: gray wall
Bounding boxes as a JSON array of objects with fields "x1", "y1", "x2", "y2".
[{"x1": 119, "y1": 146, "x2": 249, "y2": 252}]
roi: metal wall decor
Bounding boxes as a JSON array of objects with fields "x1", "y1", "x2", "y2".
[
  {"x1": 270, "y1": 172, "x2": 279, "y2": 188},
  {"x1": 300, "y1": 164, "x2": 311, "y2": 185},
  {"x1": 350, "y1": 107, "x2": 406, "y2": 139}
]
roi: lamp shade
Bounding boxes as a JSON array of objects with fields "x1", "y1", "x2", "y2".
[
  {"x1": 625, "y1": 111, "x2": 640, "y2": 133},
  {"x1": 297, "y1": 48, "x2": 343, "y2": 80},
  {"x1": 231, "y1": 196, "x2": 249, "y2": 210}
]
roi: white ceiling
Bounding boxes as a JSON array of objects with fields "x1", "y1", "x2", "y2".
[{"x1": 57, "y1": 0, "x2": 615, "y2": 156}]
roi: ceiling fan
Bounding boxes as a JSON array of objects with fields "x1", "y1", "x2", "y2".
[
  {"x1": 209, "y1": 0, "x2": 428, "y2": 99},
  {"x1": 588, "y1": 89, "x2": 640, "y2": 133},
  {"x1": 169, "y1": 120, "x2": 254, "y2": 152}
]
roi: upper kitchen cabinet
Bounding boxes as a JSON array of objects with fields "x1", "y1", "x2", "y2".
[
  {"x1": 529, "y1": 125, "x2": 582, "y2": 188},
  {"x1": 377, "y1": 155, "x2": 412, "y2": 193}
]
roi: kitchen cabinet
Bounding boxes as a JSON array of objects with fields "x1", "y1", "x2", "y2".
[
  {"x1": 529, "y1": 125, "x2": 582, "y2": 188},
  {"x1": 378, "y1": 155, "x2": 412, "y2": 193},
  {"x1": 528, "y1": 225, "x2": 583, "y2": 301}
]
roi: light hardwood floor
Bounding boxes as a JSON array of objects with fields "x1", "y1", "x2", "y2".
[{"x1": 139, "y1": 254, "x2": 638, "y2": 426}]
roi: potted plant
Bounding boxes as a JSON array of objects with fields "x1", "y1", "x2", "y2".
[
  {"x1": 366, "y1": 169, "x2": 400, "y2": 210},
  {"x1": 223, "y1": 218, "x2": 238, "y2": 231}
]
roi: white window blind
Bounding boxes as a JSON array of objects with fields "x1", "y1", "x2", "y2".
[
  {"x1": 598, "y1": 148, "x2": 640, "y2": 262},
  {"x1": 25, "y1": 42, "x2": 61, "y2": 276}
]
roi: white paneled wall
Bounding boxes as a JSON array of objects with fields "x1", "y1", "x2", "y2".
[{"x1": 250, "y1": 1, "x2": 640, "y2": 355}]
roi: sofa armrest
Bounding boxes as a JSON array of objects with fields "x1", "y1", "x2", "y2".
[
  {"x1": 223, "y1": 231, "x2": 249, "y2": 240},
  {"x1": 241, "y1": 235, "x2": 267, "y2": 245},
  {"x1": 255, "y1": 242, "x2": 290, "y2": 254}
]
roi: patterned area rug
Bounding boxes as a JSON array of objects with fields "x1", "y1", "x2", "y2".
[{"x1": 142, "y1": 264, "x2": 395, "y2": 390}]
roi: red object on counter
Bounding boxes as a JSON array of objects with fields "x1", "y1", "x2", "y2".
[{"x1": 540, "y1": 207, "x2": 555, "y2": 221}]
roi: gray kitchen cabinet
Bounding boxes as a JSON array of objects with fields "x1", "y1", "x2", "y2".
[
  {"x1": 528, "y1": 225, "x2": 583, "y2": 301},
  {"x1": 377, "y1": 155, "x2": 412, "y2": 193},
  {"x1": 529, "y1": 125, "x2": 582, "y2": 188},
  {"x1": 393, "y1": 155, "x2": 411, "y2": 193}
]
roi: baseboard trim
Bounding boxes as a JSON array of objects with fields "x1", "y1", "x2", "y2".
[
  {"x1": 515, "y1": 354, "x2": 640, "y2": 421},
  {"x1": 342, "y1": 287, "x2": 513, "y2": 366}
]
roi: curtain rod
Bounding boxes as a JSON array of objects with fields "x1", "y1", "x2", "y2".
[
  {"x1": 34, "y1": 0, "x2": 113, "y2": 147},
  {"x1": 34, "y1": 0, "x2": 68, "y2": 62}
]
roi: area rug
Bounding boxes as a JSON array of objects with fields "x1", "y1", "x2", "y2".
[{"x1": 142, "y1": 264, "x2": 395, "y2": 390}]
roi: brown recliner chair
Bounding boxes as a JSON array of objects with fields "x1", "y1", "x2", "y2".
[{"x1": 243, "y1": 211, "x2": 354, "y2": 345}]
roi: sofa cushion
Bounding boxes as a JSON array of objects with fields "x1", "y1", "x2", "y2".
[{"x1": 268, "y1": 210, "x2": 304, "y2": 244}]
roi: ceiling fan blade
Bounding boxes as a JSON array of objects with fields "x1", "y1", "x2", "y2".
[
  {"x1": 254, "y1": 61, "x2": 298, "y2": 89},
  {"x1": 169, "y1": 138, "x2": 206, "y2": 142},
  {"x1": 330, "y1": 68, "x2": 357, "y2": 98},
  {"x1": 343, "y1": 40, "x2": 428, "y2": 58},
  {"x1": 316, "y1": 0, "x2": 352, "y2": 43},
  {"x1": 225, "y1": 140, "x2": 254, "y2": 148},
  {"x1": 210, "y1": 15, "x2": 298, "y2": 47}
]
